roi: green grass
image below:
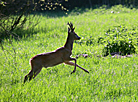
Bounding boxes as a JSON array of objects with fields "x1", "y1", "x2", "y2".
[{"x1": 1, "y1": 5, "x2": 138, "y2": 101}]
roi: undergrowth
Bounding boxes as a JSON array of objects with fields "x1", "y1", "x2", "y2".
[{"x1": 1, "y1": 5, "x2": 138, "y2": 101}]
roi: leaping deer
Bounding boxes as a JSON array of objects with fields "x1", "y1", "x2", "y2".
[{"x1": 24, "y1": 22, "x2": 89, "y2": 83}]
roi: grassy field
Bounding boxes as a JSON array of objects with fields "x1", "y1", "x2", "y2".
[{"x1": 1, "y1": 5, "x2": 138, "y2": 101}]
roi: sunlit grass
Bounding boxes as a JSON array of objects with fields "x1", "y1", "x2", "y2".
[{"x1": 1, "y1": 5, "x2": 138, "y2": 101}]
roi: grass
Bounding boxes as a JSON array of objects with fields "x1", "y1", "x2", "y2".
[{"x1": 1, "y1": 5, "x2": 138, "y2": 101}]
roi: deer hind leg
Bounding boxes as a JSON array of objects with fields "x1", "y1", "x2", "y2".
[
  {"x1": 24, "y1": 70, "x2": 33, "y2": 83},
  {"x1": 33, "y1": 68, "x2": 42, "y2": 79},
  {"x1": 24, "y1": 65, "x2": 42, "y2": 83}
]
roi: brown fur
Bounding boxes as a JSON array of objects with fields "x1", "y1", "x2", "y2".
[{"x1": 24, "y1": 22, "x2": 89, "y2": 83}]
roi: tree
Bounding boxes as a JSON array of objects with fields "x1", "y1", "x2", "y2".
[{"x1": 0, "y1": 0, "x2": 67, "y2": 60}]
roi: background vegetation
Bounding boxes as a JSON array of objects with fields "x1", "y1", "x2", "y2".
[{"x1": 1, "y1": 3, "x2": 138, "y2": 102}]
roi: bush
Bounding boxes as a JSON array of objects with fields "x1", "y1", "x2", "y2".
[{"x1": 102, "y1": 25, "x2": 137, "y2": 56}]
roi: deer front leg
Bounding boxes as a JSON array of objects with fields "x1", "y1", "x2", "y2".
[
  {"x1": 70, "y1": 58, "x2": 76, "y2": 74},
  {"x1": 64, "y1": 58, "x2": 76, "y2": 74},
  {"x1": 64, "y1": 61, "x2": 89, "y2": 73}
]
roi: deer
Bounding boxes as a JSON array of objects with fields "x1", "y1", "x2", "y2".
[{"x1": 24, "y1": 22, "x2": 89, "y2": 83}]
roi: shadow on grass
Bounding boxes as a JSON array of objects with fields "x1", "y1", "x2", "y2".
[
  {"x1": 0, "y1": 7, "x2": 95, "y2": 42},
  {"x1": 0, "y1": 28, "x2": 38, "y2": 42},
  {"x1": 1, "y1": 4, "x2": 138, "y2": 42}
]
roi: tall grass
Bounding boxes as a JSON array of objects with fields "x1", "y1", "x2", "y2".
[{"x1": 1, "y1": 5, "x2": 138, "y2": 101}]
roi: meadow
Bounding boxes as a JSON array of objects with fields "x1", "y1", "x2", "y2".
[{"x1": 1, "y1": 5, "x2": 138, "y2": 101}]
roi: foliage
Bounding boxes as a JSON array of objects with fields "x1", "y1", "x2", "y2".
[
  {"x1": 0, "y1": 0, "x2": 68, "y2": 60},
  {"x1": 102, "y1": 25, "x2": 137, "y2": 56},
  {"x1": 55, "y1": 0, "x2": 138, "y2": 10},
  {"x1": 60, "y1": 0, "x2": 138, "y2": 10},
  {"x1": 1, "y1": 5, "x2": 138, "y2": 101},
  {"x1": 0, "y1": 0, "x2": 67, "y2": 41}
]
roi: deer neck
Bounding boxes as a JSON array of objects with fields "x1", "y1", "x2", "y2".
[{"x1": 64, "y1": 34, "x2": 74, "y2": 51}]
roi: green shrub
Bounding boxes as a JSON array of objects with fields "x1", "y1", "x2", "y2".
[{"x1": 102, "y1": 25, "x2": 137, "y2": 56}]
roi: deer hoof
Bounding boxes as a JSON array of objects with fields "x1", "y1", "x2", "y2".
[{"x1": 71, "y1": 70, "x2": 75, "y2": 74}]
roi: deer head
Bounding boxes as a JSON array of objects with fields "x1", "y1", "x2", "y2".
[{"x1": 67, "y1": 22, "x2": 81, "y2": 40}]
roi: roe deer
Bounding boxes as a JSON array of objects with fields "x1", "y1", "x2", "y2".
[{"x1": 24, "y1": 22, "x2": 89, "y2": 83}]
